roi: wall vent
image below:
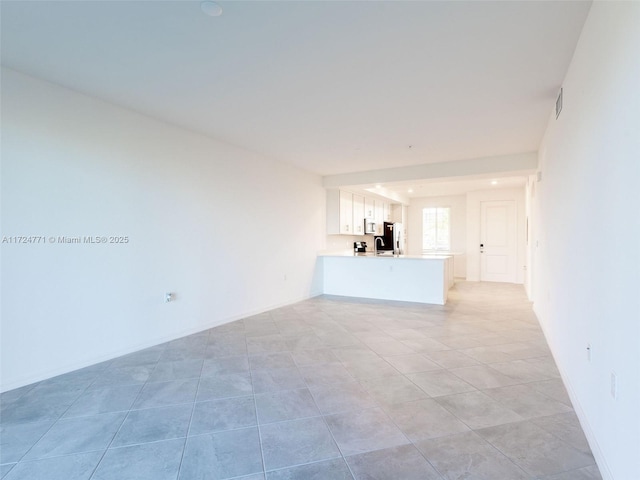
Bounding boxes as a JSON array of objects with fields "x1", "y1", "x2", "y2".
[{"x1": 556, "y1": 88, "x2": 563, "y2": 119}]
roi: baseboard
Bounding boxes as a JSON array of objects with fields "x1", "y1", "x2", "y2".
[
  {"x1": 532, "y1": 303, "x2": 614, "y2": 480},
  {"x1": 0, "y1": 291, "x2": 322, "y2": 393}
]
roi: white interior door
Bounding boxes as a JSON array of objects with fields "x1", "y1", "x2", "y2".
[{"x1": 480, "y1": 200, "x2": 517, "y2": 282}]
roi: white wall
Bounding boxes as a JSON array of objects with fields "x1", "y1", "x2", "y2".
[
  {"x1": 0, "y1": 68, "x2": 326, "y2": 391},
  {"x1": 533, "y1": 3, "x2": 640, "y2": 479},
  {"x1": 325, "y1": 234, "x2": 375, "y2": 253},
  {"x1": 523, "y1": 174, "x2": 538, "y2": 300},
  {"x1": 407, "y1": 195, "x2": 467, "y2": 278},
  {"x1": 466, "y1": 187, "x2": 526, "y2": 283}
]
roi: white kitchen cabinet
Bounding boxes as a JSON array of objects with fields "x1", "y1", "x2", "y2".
[
  {"x1": 383, "y1": 202, "x2": 392, "y2": 222},
  {"x1": 374, "y1": 201, "x2": 384, "y2": 235},
  {"x1": 391, "y1": 204, "x2": 407, "y2": 224},
  {"x1": 327, "y1": 189, "x2": 359, "y2": 235},
  {"x1": 327, "y1": 190, "x2": 348, "y2": 234},
  {"x1": 339, "y1": 190, "x2": 354, "y2": 234},
  {"x1": 328, "y1": 190, "x2": 394, "y2": 236},
  {"x1": 352, "y1": 194, "x2": 365, "y2": 235},
  {"x1": 364, "y1": 197, "x2": 375, "y2": 219}
]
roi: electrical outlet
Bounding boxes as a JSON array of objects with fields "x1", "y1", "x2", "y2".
[
  {"x1": 610, "y1": 372, "x2": 617, "y2": 400},
  {"x1": 165, "y1": 292, "x2": 173, "y2": 303}
]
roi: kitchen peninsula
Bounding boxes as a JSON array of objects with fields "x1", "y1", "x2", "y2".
[{"x1": 318, "y1": 252, "x2": 454, "y2": 305}]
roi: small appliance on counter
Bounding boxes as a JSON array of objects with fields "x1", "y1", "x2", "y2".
[
  {"x1": 353, "y1": 241, "x2": 367, "y2": 253},
  {"x1": 364, "y1": 218, "x2": 376, "y2": 234}
]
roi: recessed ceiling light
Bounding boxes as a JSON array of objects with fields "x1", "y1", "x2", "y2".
[
  {"x1": 201, "y1": 1, "x2": 223, "y2": 17},
  {"x1": 408, "y1": 189, "x2": 414, "y2": 193},
  {"x1": 375, "y1": 184, "x2": 382, "y2": 189},
  {"x1": 491, "y1": 180, "x2": 498, "y2": 185}
]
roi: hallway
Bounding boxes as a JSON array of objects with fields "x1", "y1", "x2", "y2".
[{"x1": 0, "y1": 282, "x2": 601, "y2": 479}]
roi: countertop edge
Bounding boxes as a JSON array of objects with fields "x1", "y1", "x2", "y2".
[{"x1": 317, "y1": 251, "x2": 453, "y2": 260}]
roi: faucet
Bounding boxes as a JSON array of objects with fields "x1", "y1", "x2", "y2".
[{"x1": 375, "y1": 237, "x2": 385, "y2": 255}]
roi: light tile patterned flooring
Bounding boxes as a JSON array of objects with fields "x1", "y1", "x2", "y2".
[{"x1": 0, "y1": 282, "x2": 602, "y2": 480}]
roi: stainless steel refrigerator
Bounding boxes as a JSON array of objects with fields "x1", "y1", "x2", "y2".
[{"x1": 376, "y1": 222, "x2": 405, "y2": 255}]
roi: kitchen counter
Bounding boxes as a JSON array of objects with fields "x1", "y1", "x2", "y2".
[
  {"x1": 318, "y1": 251, "x2": 454, "y2": 305},
  {"x1": 318, "y1": 251, "x2": 452, "y2": 260}
]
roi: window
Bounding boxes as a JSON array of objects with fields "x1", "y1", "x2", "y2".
[{"x1": 422, "y1": 207, "x2": 450, "y2": 252}]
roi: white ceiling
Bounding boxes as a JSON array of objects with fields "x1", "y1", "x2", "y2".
[
  {"x1": 374, "y1": 175, "x2": 528, "y2": 198},
  {"x1": 1, "y1": 0, "x2": 591, "y2": 178}
]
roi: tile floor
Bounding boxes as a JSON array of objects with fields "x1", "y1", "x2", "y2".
[{"x1": 0, "y1": 282, "x2": 602, "y2": 479}]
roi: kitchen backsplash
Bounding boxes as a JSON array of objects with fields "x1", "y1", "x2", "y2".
[{"x1": 326, "y1": 234, "x2": 375, "y2": 252}]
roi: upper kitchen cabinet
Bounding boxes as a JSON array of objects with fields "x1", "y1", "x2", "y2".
[
  {"x1": 383, "y1": 202, "x2": 392, "y2": 222},
  {"x1": 339, "y1": 190, "x2": 353, "y2": 234},
  {"x1": 327, "y1": 190, "x2": 397, "y2": 236},
  {"x1": 392, "y1": 204, "x2": 408, "y2": 224},
  {"x1": 364, "y1": 197, "x2": 375, "y2": 219},
  {"x1": 352, "y1": 194, "x2": 365, "y2": 235},
  {"x1": 327, "y1": 189, "x2": 364, "y2": 235},
  {"x1": 374, "y1": 200, "x2": 389, "y2": 235}
]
